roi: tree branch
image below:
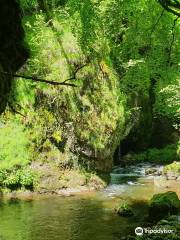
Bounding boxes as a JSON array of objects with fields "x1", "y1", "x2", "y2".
[
  {"x1": 0, "y1": 71, "x2": 78, "y2": 87},
  {"x1": 8, "y1": 103, "x2": 25, "y2": 117},
  {"x1": 62, "y1": 62, "x2": 89, "y2": 84},
  {"x1": 150, "y1": 9, "x2": 165, "y2": 35},
  {"x1": 167, "y1": 16, "x2": 179, "y2": 65},
  {"x1": 166, "y1": 0, "x2": 180, "y2": 8},
  {"x1": 0, "y1": 95, "x2": 25, "y2": 117},
  {"x1": 158, "y1": 0, "x2": 180, "y2": 17}
]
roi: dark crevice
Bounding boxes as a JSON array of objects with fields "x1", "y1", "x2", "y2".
[{"x1": 0, "y1": 0, "x2": 29, "y2": 113}]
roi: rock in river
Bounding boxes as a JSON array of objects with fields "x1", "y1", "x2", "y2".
[{"x1": 149, "y1": 191, "x2": 180, "y2": 221}]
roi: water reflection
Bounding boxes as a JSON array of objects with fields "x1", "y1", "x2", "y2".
[
  {"x1": 0, "y1": 195, "x2": 147, "y2": 240},
  {"x1": 0, "y1": 163, "x2": 179, "y2": 240}
]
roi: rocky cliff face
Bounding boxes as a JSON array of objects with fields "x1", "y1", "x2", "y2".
[{"x1": 0, "y1": 0, "x2": 29, "y2": 113}]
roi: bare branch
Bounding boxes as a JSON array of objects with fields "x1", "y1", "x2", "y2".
[
  {"x1": 8, "y1": 103, "x2": 25, "y2": 117},
  {"x1": 62, "y1": 62, "x2": 89, "y2": 84},
  {"x1": 150, "y1": 9, "x2": 165, "y2": 35},
  {"x1": 0, "y1": 95, "x2": 25, "y2": 117},
  {"x1": 0, "y1": 71, "x2": 78, "y2": 87}
]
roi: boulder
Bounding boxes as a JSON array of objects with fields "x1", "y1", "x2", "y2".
[
  {"x1": 163, "y1": 162, "x2": 180, "y2": 180},
  {"x1": 145, "y1": 168, "x2": 158, "y2": 176},
  {"x1": 165, "y1": 170, "x2": 179, "y2": 180},
  {"x1": 149, "y1": 191, "x2": 180, "y2": 221}
]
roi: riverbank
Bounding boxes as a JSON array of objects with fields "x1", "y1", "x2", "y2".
[
  {"x1": 1, "y1": 162, "x2": 180, "y2": 201},
  {"x1": 0, "y1": 187, "x2": 98, "y2": 202}
]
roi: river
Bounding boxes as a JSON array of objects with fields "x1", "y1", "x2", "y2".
[{"x1": 0, "y1": 164, "x2": 179, "y2": 240}]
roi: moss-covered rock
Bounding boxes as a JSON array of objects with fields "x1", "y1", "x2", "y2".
[
  {"x1": 163, "y1": 162, "x2": 180, "y2": 180},
  {"x1": 115, "y1": 202, "x2": 134, "y2": 217},
  {"x1": 149, "y1": 191, "x2": 180, "y2": 221}
]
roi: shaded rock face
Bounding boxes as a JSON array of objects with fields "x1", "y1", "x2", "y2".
[
  {"x1": 129, "y1": 95, "x2": 153, "y2": 151},
  {"x1": 0, "y1": 0, "x2": 29, "y2": 113},
  {"x1": 151, "y1": 117, "x2": 179, "y2": 148},
  {"x1": 116, "y1": 95, "x2": 179, "y2": 162},
  {"x1": 116, "y1": 94, "x2": 153, "y2": 160}
]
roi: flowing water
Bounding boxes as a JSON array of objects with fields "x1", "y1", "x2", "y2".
[{"x1": 0, "y1": 164, "x2": 179, "y2": 240}]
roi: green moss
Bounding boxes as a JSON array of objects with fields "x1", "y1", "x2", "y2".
[
  {"x1": 127, "y1": 144, "x2": 180, "y2": 164},
  {"x1": 1, "y1": 0, "x2": 179, "y2": 185},
  {"x1": 12, "y1": 9, "x2": 127, "y2": 171},
  {"x1": 149, "y1": 191, "x2": 180, "y2": 221},
  {"x1": 164, "y1": 161, "x2": 180, "y2": 174},
  {"x1": 115, "y1": 202, "x2": 134, "y2": 217}
]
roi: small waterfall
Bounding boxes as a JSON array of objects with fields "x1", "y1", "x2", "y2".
[
  {"x1": 114, "y1": 144, "x2": 122, "y2": 165},
  {"x1": 110, "y1": 163, "x2": 165, "y2": 185},
  {"x1": 104, "y1": 164, "x2": 178, "y2": 200}
]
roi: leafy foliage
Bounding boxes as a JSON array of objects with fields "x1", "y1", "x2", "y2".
[
  {"x1": 0, "y1": 167, "x2": 36, "y2": 190},
  {"x1": 130, "y1": 143, "x2": 180, "y2": 164},
  {"x1": 3, "y1": 0, "x2": 179, "y2": 176},
  {"x1": 14, "y1": 4, "x2": 127, "y2": 162},
  {"x1": 154, "y1": 78, "x2": 180, "y2": 130},
  {"x1": 0, "y1": 117, "x2": 30, "y2": 169}
]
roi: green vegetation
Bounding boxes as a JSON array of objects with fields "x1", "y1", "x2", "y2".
[
  {"x1": 115, "y1": 202, "x2": 134, "y2": 217},
  {"x1": 149, "y1": 191, "x2": 180, "y2": 221},
  {"x1": 125, "y1": 143, "x2": 180, "y2": 164},
  {"x1": 0, "y1": 0, "x2": 179, "y2": 192},
  {"x1": 0, "y1": 116, "x2": 30, "y2": 169},
  {"x1": 0, "y1": 1, "x2": 180, "y2": 240},
  {"x1": 164, "y1": 161, "x2": 180, "y2": 174},
  {"x1": 0, "y1": 167, "x2": 35, "y2": 191}
]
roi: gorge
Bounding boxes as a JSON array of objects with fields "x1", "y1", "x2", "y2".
[{"x1": 0, "y1": 1, "x2": 179, "y2": 239}]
